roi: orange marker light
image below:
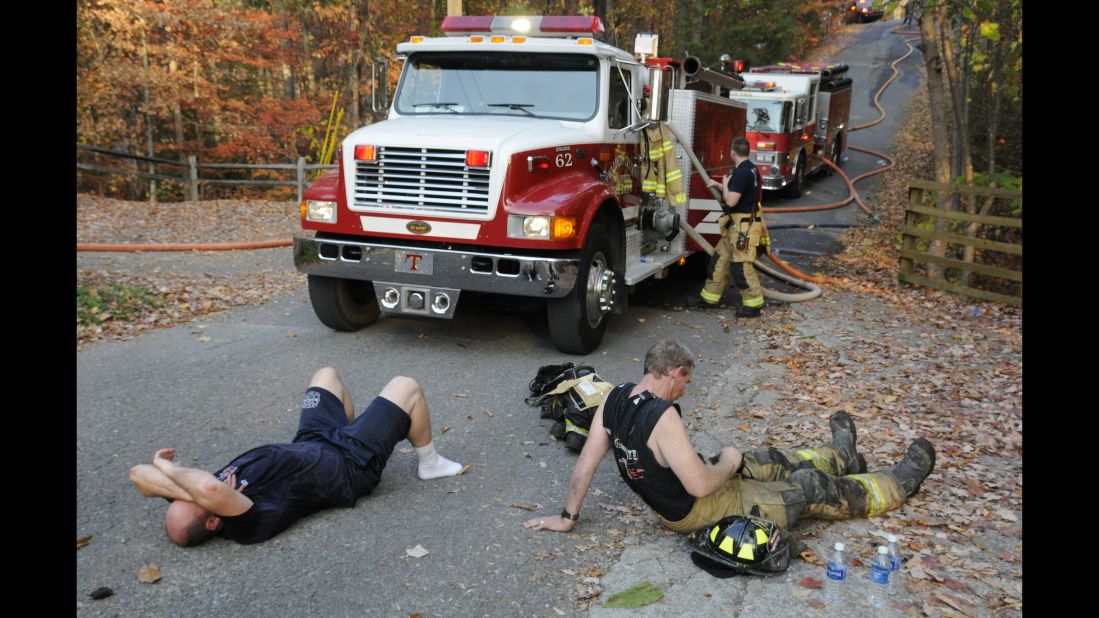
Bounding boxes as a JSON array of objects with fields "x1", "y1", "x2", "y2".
[
  {"x1": 490, "y1": 35, "x2": 505, "y2": 43},
  {"x1": 678, "y1": 257, "x2": 687, "y2": 266},
  {"x1": 552, "y1": 217, "x2": 577, "y2": 240},
  {"x1": 578, "y1": 38, "x2": 593, "y2": 45},
  {"x1": 300, "y1": 201, "x2": 307, "y2": 221},
  {"x1": 410, "y1": 36, "x2": 425, "y2": 43},
  {"x1": 466, "y1": 150, "x2": 491, "y2": 167},
  {"x1": 756, "y1": 142, "x2": 775, "y2": 151},
  {"x1": 355, "y1": 145, "x2": 378, "y2": 161},
  {"x1": 470, "y1": 35, "x2": 485, "y2": 43},
  {"x1": 513, "y1": 36, "x2": 526, "y2": 43}
]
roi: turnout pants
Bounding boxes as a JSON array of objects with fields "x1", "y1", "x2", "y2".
[
  {"x1": 659, "y1": 440, "x2": 906, "y2": 532},
  {"x1": 700, "y1": 213, "x2": 764, "y2": 308}
]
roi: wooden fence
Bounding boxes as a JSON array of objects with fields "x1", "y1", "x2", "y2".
[
  {"x1": 898, "y1": 179, "x2": 1022, "y2": 307},
  {"x1": 76, "y1": 144, "x2": 338, "y2": 203}
]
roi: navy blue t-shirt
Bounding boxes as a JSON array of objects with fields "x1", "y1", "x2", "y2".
[
  {"x1": 726, "y1": 160, "x2": 761, "y2": 214},
  {"x1": 213, "y1": 442, "x2": 358, "y2": 545}
]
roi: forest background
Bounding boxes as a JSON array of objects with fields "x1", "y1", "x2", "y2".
[{"x1": 76, "y1": 1, "x2": 1021, "y2": 202}]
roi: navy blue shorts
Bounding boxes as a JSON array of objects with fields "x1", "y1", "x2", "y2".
[{"x1": 293, "y1": 387, "x2": 411, "y2": 495}]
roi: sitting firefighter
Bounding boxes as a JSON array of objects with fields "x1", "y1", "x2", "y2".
[
  {"x1": 524, "y1": 340, "x2": 936, "y2": 563},
  {"x1": 691, "y1": 136, "x2": 770, "y2": 317}
]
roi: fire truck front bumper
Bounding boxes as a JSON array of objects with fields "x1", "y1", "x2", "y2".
[
  {"x1": 762, "y1": 176, "x2": 788, "y2": 191},
  {"x1": 294, "y1": 235, "x2": 581, "y2": 317}
]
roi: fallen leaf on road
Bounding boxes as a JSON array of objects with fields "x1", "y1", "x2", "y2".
[
  {"x1": 807, "y1": 599, "x2": 825, "y2": 610},
  {"x1": 458, "y1": 464, "x2": 472, "y2": 475},
  {"x1": 509, "y1": 502, "x2": 542, "y2": 511},
  {"x1": 440, "y1": 426, "x2": 451, "y2": 434},
  {"x1": 935, "y1": 593, "x2": 975, "y2": 616},
  {"x1": 533, "y1": 550, "x2": 556, "y2": 560},
  {"x1": 196, "y1": 335, "x2": 212, "y2": 343},
  {"x1": 738, "y1": 422, "x2": 751, "y2": 431},
  {"x1": 77, "y1": 536, "x2": 92, "y2": 550},
  {"x1": 561, "y1": 569, "x2": 576, "y2": 575},
  {"x1": 798, "y1": 547, "x2": 826, "y2": 566},
  {"x1": 405, "y1": 544, "x2": 429, "y2": 558},
  {"x1": 409, "y1": 613, "x2": 422, "y2": 618},
  {"x1": 553, "y1": 608, "x2": 566, "y2": 616},
  {"x1": 798, "y1": 576, "x2": 823, "y2": 589},
  {"x1": 538, "y1": 460, "x2": 548, "y2": 468},
  {"x1": 286, "y1": 331, "x2": 296, "y2": 338},
  {"x1": 447, "y1": 488, "x2": 461, "y2": 494},
  {"x1": 138, "y1": 563, "x2": 161, "y2": 583},
  {"x1": 452, "y1": 393, "x2": 468, "y2": 398},
  {"x1": 604, "y1": 581, "x2": 664, "y2": 609},
  {"x1": 89, "y1": 587, "x2": 113, "y2": 600},
  {"x1": 484, "y1": 409, "x2": 494, "y2": 417}
]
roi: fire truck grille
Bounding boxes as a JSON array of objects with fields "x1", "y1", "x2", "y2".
[{"x1": 353, "y1": 147, "x2": 491, "y2": 215}]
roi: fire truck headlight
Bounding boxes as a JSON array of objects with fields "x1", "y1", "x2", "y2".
[
  {"x1": 305, "y1": 200, "x2": 338, "y2": 223},
  {"x1": 508, "y1": 215, "x2": 577, "y2": 240}
]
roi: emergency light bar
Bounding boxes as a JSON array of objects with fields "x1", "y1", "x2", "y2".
[{"x1": 441, "y1": 15, "x2": 604, "y2": 38}]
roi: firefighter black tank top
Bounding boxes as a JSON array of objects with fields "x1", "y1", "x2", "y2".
[{"x1": 602, "y1": 383, "x2": 695, "y2": 521}]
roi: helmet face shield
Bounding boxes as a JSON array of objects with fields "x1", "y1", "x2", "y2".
[{"x1": 689, "y1": 515, "x2": 791, "y2": 577}]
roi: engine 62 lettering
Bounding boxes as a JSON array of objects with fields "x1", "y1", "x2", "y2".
[{"x1": 555, "y1": 153, "x2": 573, "y2": 168}]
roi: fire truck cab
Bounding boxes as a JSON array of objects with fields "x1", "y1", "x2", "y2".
[
  {"x1": 727, "y1": 63, "x2": 852, "y2": 198},
  {"x1": 293, "y1": 16, "x2": 746, "y2": 353}
]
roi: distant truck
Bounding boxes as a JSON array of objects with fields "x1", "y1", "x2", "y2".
[
  {"x1": 725, "y1": 62, "x2": 852, "y2": 198},
  {"x1": 293, "y1": 15, "x2": 747, "y2": 353},
  {"x1": 845, "y1": 0, "x2": 885, "y2": 24}
]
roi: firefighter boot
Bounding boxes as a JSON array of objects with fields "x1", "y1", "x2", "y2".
[
  {"x1": 735, "y1": 304, "x2": 762, "y2": 318},
  {"x1": 890, "y1": 438, "x2": 936, "y2": 497},
  {"x1": 788, "y1": 468, "x2": 908, "y2": 520},
  {"x1": 829, "y1": 411, "x2": 867, "y2": 474}
]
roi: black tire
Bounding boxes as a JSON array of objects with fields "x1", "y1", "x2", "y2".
[
  {"x1": 547, "y1": 223, "x2": 616, "y2": 354},
  {"x1": 307, "y1": 275, "x2": 380, "y2": 331},
  {"x1": 783, "y1": 153, "x2": 806, "y2": 199}
]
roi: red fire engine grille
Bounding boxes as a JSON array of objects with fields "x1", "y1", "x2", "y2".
[{"x1": 353, "y1": 147, "x2": 492, "y2": 214}]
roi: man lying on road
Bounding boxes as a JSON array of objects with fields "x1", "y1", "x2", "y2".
[
  {"x1": 130, "y1": 368, "x2": 463, "y2": 545},
  {"x1": 525, "y1": 339, "x2": 935, "y2": 535}
]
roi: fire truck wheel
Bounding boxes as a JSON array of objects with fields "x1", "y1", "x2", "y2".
[
  {"x1": 548, "y1": 224, "x2": 615, "y2": 354},
  {"x1": 307, "y1": 275, "x2": 380, "y2": 331},
  {"x1": 783, "y1": 153, "x2": 805, "y2": 199}
]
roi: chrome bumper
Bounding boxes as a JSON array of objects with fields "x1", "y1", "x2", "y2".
[
  {"x1": 293, "y1": 236, "x2": 580, "y2": 298},
  {"x1": 762, "y1": 177, "x2": 788, "y2": 190}
]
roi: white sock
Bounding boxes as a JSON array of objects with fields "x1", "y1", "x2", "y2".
[{"x1": 415, "y1": 441, "x2": 462, "y2": 480}]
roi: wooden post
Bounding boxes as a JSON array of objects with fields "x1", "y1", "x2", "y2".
[
  {"x1": 187, "y1": 155, "x2": 199, "y2": 201},
  {"x1": 297, "y1": 157, "x2": 306, "y2": 205},
  {"x1": 898, "y1": 186, "x2": 922, "y2": 279}
]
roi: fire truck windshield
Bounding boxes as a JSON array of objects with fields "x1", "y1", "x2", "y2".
[
  {"x1": 747, "y1": 101, "x2": 785, "y2": 133},
  {"x1": 395, "y1": 52, "x2": 599, "y2": 121}
]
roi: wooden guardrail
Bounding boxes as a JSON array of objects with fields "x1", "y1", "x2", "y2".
[
  {"x1": 76, "y1": 144, "x2": 337, "y2": 203},
  {"x1": 898, "y1": 179, "x2": 1022, "y2": 307}
]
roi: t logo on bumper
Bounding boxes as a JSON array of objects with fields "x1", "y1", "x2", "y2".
[{"x1": 396, "y1": 251, "x2": 433, "y2": 274}]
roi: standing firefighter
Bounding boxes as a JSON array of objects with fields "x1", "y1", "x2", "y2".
[{"x1": 694, "y1": 137, "x2": 769, "y2": 317}]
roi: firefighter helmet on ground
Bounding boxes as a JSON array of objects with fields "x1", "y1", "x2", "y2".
[{"x1": 690, "y1": 514, "x2": 791, "y2": 577}]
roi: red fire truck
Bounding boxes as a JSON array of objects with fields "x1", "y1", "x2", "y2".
[
  {"x1": 726, "y1": 62, "x2": 852, "y2": 198},
  {"x1": 293, "y1": 15, "x2": 747, "y2": 353}
]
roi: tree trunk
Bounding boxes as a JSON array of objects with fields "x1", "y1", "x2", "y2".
[
  {"x1": 918, "y1": 4, "x2": 951, "y2": 278},
  {"x1": 348, "y1": 0, "x2": 360, "y2": 129},
  {"x1": 141, "y1": 29, "x2": 156, "y2": 205},
  {"x1": 170, "y1": 60, "x2": 186, "y2": 162}
]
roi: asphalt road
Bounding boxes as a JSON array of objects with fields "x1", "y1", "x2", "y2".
[{"x1": 76, "y1": 19, "x2": 924, "y2": 616}]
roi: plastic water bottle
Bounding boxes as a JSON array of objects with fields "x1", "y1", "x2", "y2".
[
  {"x1": 824, "y1": 541, "x2": 847, "y2": 606},
  {"x1": 868, "y1": 545, "x2": 891, "y2": 608},
  {"x1": 886, "y1": 534, "x2": 903, "y2": 595}
]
